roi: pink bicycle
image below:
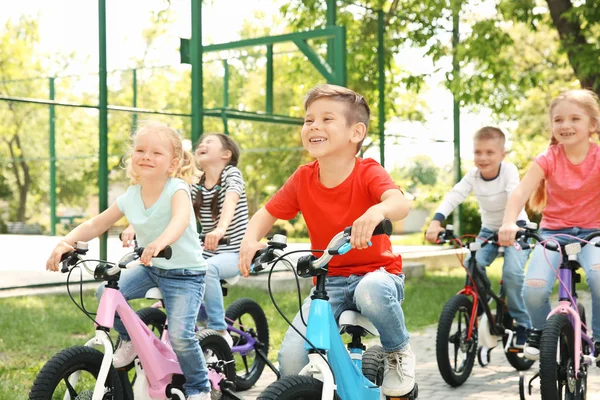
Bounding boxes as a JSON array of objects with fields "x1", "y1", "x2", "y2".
[
  {"x1": 516, "y1": 226, "x2": 599, "y2": 400},
  {"x1": 29, "y1": 241, "x2": 236, "y2": 400}
]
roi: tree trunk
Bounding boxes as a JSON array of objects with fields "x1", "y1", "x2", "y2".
[
  {"x1": 546, "y1": 0, "x2": 600, "y2": 96},
  {"x1": 6, "y1": 133, "x2": 31, "y2": 222}
]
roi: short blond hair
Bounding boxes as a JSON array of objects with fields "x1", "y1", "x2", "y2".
[
  {"x1": 123, "y1": 121, "x2": 198, "y2": 185},
  {"x1": 304, "y1": 84, "x2": 370, "y2": 151},
  {"x1": 473, "y1": 126, "x2": 506, "y2": 147}
]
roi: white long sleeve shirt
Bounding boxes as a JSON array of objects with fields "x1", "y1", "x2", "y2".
[{"x1": 433, "y1": 162, "x2": 529, "y2": 231}]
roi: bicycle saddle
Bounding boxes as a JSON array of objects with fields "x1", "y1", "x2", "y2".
[{"x1": 338, "y1": 310, "x2": 379, "y2": 336}]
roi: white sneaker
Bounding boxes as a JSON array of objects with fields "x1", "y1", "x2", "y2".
[
  {"x1": 112, "y1": 340, "x2": 137, "y2": 368},
  {"x1": 187, "y1": 393, "x2": 211, "y2": 400},
  {"x1": 381, "y1": 345, "x2": 416, "y2": 396},
  {"x1": 220, "y1": 331, "x2": 234, "y2": 348}
]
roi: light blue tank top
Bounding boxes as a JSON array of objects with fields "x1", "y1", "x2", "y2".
[{"x1": 116, "y1": 178, "x2": 206, "y2": 271}]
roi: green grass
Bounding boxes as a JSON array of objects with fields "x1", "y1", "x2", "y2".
[{"x1": 0, "y1": 259, "x2": 583, "y2": 398}]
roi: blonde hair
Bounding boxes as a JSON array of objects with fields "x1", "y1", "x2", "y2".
[
  {"x1": 304, "y1": 84, "x2": 371, "y2": 151},
  {"x1": 123, "y1": 121, "x2": 198, "y2": 185},
  {"x1": 529, "y1": 89, "x2": 600, "y2": 212}
]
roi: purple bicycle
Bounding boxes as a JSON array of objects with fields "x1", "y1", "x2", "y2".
[{"x1": 516, "y1": 225, "x2": 599, "y2": 400}]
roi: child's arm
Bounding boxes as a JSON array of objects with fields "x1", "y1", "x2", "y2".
[
  {"x1": 139, "y1": 190, "x2": 190, "y2": 265},
  {"x1": 238, "y1": 206, "x2": 278, "y2": 277},
  {"x1": 350, "y1": 188, "x2": 409, "y2": 250},
  {"x1": 425, "y1": 172, "x2": 474, "y2": 243},
  {"x1": 204, "y1": 191, "x2": 239, "y2": 251},
  {"x1": 46, "y1": 203, "x2": 124, "y2": 271},
  {"x1": 498, "y1": 162, "x2": 545, "y2": 245}
]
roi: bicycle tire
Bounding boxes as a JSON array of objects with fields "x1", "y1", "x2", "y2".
[
  {"x1": 362, "y1": 344, "x2": 384, "y2": 386},
  {"x1": 502, "y1": 312, "x2": 535, "y2": 371},
  {"x1": 29, "y1": 345, "x2": 123, "y2": 400},
  {"x1": 436, "y1": 294, "x2": 477, "y2": 387},
  {"x1": 539, "y1": 313, "x2": 585, "y2": 400},
  {"x1": 225, "y1": 297, "x2": 270, "y2": 390},
  {"x1": 257, "y1": 375, "x2": 340, "y2": 400},
  {"x1": 198, "y1": 329, "x2": 236, "y2": 398}
]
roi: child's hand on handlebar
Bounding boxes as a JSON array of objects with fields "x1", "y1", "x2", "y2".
[
  {"x1": 120, "y1": 225, "x2": 136, "y2": 248},
  {"x1": 46, "y1": 241, "x2": 75, "y2": 272},
  {"x1": 140, "y1": 240, "x2": 167, "y2": 266},
  {"x1": 239, "y1": 240, "x2": 266, "y2": 277},
  {"x1": 425, "y1": 221, "x2": 444, "y2": 244},
  {"x1": 204, "y1": 227, "x2": 225, "y2": 251},
  {"x1": 351, "y1": 209, "x2": 386, "y2": 250},
  {"x1": 498, "y1": 222, "x2": 520, "y2": 246}
]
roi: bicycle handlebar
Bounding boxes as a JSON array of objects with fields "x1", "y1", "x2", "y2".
[
  {"x1": 199, "y1": 233, "x2": 230, "y2": 246},
  {"x1": 250, "y1": 218, "x2": 393, "y2": 277},
  {"x1": 516, "y1": 229, "x2": 600, "y2": 252},
  {"x1": 436, "y1": 225, "x2": 499, "y2": 250},
  {"x1": 59, "y1": 242, "x2": 172, "y2": 274}
]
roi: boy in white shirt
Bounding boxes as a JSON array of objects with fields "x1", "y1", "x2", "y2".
[{"x1": 425, "y1": 126, "x2": 531, "y2": 346}]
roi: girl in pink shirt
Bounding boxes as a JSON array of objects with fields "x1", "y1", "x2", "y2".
[{"x1": 499, "y1": 89, "x2": 600, "y2": 361}]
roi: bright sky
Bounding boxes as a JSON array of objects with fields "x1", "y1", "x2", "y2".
[{"x1": 3, "y1": 0, "x2": 511, "y2": 170}]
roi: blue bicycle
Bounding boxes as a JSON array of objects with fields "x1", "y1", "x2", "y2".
[{"x1": 253, "y1": 219, "x2": 418, "y2": 400}]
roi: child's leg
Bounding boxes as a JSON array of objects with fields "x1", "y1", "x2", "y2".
[
  {"x1": 95, "y1": 265, "x2": 158, "y2": 340},
  {"x1": 353, "y1": 269, "x2": 409, "y2": 351},
  {"x1": 523, "y1": 243, "x2": 560, "y2": 331},
  {"x1": 201, "y1": 252, "x2": 240, "y2": 331},
  {"x1": 578, "y1": 239, "x2": 600, "y2": 341},
  {"x1": 159, "y1": 268, "x2": 210, "y2": 396},
  {"x1": 353, "y1": 269, "x2": 415, "y2": 395},
  {"x1": 278, "y1": 276, "x2": 349, "y2": 376},
  {"x1": 502, "y1": 245, "x2": 532, "y2": 329}
]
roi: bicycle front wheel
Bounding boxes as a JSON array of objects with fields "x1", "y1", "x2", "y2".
[
  {"x1": 29, "y1": 346, "x2": 123, "y2": 400},
  {"x1": 539, "y1": 313, "x2": 585, "y2": 400},
  {"x1": 436, "y1": 294, "x2": 477, "y2": 387},
  {"x1": 225, "y1": 297, "x2": 270, "y2": 390},
  {"x1": 257, "y1": 375, "x2": 340, "y2": 400}
]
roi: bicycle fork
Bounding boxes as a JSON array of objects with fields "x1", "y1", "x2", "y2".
[{"x1": 81, "y1": 329, "x2": 115, "y2": 400}]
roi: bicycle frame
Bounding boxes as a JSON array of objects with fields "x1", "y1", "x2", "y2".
[
  {"x1": 445, "y1": 236, "x2": 511, "y2": 350},
  {"x1": 92, "y1": 286, "x2": 183, "y2": 400},
  {"x1": 546, "y1": 252, "x2": 595, "y2": 378},
  {"x1": 300, "y1": 294, "x2": 380, "y2": 400}
]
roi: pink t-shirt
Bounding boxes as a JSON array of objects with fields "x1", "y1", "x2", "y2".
[{"x1": 534, "y1": 143, "x2": 600, "y2": 229}]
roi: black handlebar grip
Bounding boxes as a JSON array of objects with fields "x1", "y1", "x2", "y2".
[
  {"x1": 344, "y1": 218, "x2": 393, "y2": 237},
  {"x1": 135, "y1": 245, "x2": 173, "y2": 260},
  {"x1": 199, "y1": 233, "x2": 230, "y2": 245},
  {"x1": 60, "y1": 251, "x2": 74, "y2": 263},
  {"x1": 118, "y1": 232, "x2": 136, "y2": 241},
  {"x1": 372, "y1": 218, "x2": 393, "y2": 236}
]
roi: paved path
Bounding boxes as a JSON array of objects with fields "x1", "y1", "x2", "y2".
[{"x1": 237, "y1": 294, "x2": 600, "y2": 400}]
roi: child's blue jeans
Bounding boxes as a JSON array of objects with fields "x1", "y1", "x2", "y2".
[
  {"x1": 197, "y1": 252, "x2": 240, "y2": 331},
  {"x1": 277, "y1": 268, "x2": 410, "y2": 376},
  {"x1": 470, "y1": 226, "x2": 531, "y2": 329},
  {"x1": 524, "y1": 227, "x2": 600, "y2": 341},
  {"x1": 96, "y1": 265, "x2": 210, "y2": 396}
]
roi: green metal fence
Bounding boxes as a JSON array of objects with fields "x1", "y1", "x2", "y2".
[{"x1": 0, "y1": 0, "x2": 393, "y2": 259}]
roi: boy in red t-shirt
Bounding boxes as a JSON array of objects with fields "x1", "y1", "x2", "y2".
[{"x1": 238, "y1": 84, "x2": 414, "y2": 396}]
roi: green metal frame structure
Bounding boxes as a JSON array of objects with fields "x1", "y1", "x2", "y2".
[{"x1": 0, "y1": 0, "x2": 393, "y2": 259}]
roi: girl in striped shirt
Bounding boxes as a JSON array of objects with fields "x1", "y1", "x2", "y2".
[{"x1": 193, "y1": 133, "x2": 249, "y2": 345}]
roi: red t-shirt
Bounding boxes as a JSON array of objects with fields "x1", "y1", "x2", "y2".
[
  {"x1": 535, "y1": 143, "x2": 600, "y2": 229},
  {"x1": 265, "y1": 158, "x2": 403, "y2": 277}
]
